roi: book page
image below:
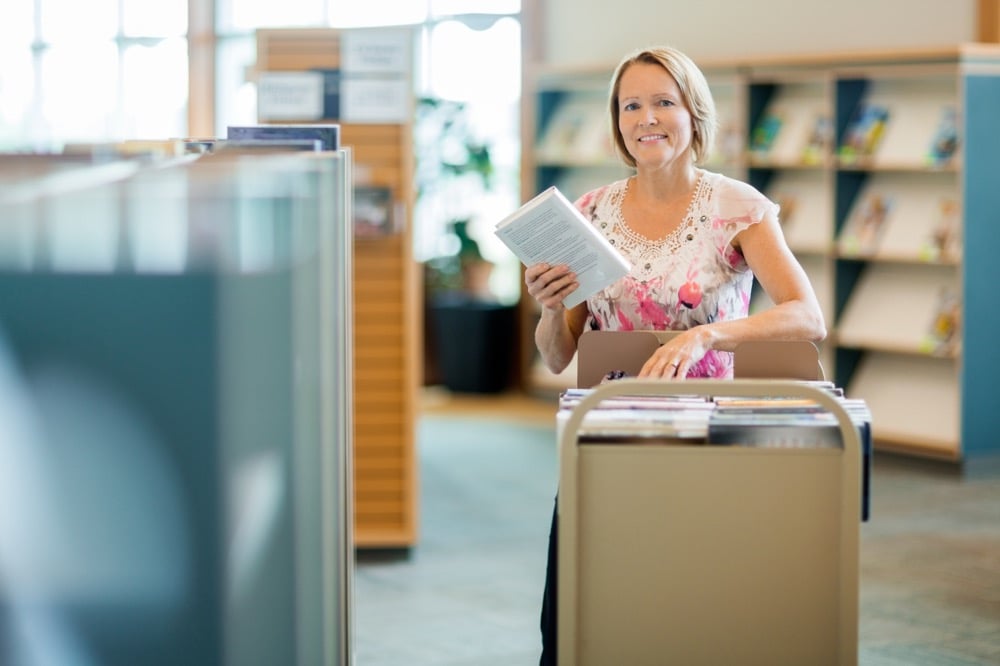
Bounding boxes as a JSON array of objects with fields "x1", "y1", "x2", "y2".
[{"x1": 495, "y1": 187, "x2": 631, "y2": 309}]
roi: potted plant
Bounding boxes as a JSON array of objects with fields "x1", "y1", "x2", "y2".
[{"x1": 415, "y1": 96, "x2": 515, "y2": 392}]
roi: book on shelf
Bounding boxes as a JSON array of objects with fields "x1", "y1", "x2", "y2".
[
  {"x1": 494, "y1": 186, "x2": 631, "y2": 309},
  {"x1": 838, "y1": 193, "x2": 894, "y2": 256},
  {"x1": 800, "y1": 115, "x2": 832, "y2": 165},
  {"x1": 536, "y1": 98, "x2": 610, "y2": 163},
  {"x1": 750, "y1": 113, "x2": 783, "y2": 157},
  {"x1": 925, "y1": 105, "x2": 959, "y2": 166},
  {"x1": 919, "y1": 286, "x2": 961, "y2": 356},
  {"x1": 838, "y1": 103, "x2": 890, "y2": 163},
  {"x1": 918, "y1": 197, "x2": 961, "y2": 262},
  {"x1": 226, "y1": 124, "x2": 340, "y2": 150}
]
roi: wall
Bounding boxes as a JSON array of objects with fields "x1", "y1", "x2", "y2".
[{"x1": 540, "y1": 0, "x2": 977, "y2": 66}]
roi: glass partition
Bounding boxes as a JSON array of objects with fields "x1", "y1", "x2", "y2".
[{"x1": 0, "y1": 148, "x2": 354, "y2": 666}]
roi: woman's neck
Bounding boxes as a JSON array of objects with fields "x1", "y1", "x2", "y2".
[{"x1": 631, "y1": 163, "x2": 700, "y2": 204}]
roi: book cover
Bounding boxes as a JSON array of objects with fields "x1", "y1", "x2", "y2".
[
  {"x1": 918, "y1": 197, "x2": 961, "y2": 262},
  {"x1": 226, "y1": 124, "x2": 340, "y2": 150},
  {"x1": 925, "y1": 105, "x2": 959, "y2": 166},
  {"x1": 535, "y1": 99, "x2": 591, "y2": 162},
  {"x1": 494, "y1": 186, "x2": 631, "y2": 309},
  {"x1": 801, "y1": 115, "x2": 832, "y2": 165},
  {"x1": 919, "y1": 286, "x2": 961, "y2": 356},
  {"x1": 750, "y1": 113, "x2": 783, "y2": 156},
  {"x1": 838, "y1": 103, "x2": 890, "y2": 163},
  {"x1": 838, "y1": 193, "x2": 893, "y2": 256}
]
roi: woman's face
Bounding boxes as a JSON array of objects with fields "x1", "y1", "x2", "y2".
[{"x1": 617, "y1": 62, "x2": 694, "y2": 170}]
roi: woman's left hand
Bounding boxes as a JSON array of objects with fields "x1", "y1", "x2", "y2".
[{"x1": 637, "y1": 327, "x2": 712, "y2": 380}]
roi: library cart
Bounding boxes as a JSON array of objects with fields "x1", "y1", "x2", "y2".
[{"x1": 556, "y1": 378, "x2": 864, "y2": 666}]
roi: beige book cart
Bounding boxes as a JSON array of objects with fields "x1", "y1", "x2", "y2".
[{"x1": 557, "y1": 375, "x2": 862, "y2": 664}]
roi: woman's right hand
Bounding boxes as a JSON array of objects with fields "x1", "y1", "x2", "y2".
[{"x1": 525, "y1": 263, "x2": 578, "y2": 311}]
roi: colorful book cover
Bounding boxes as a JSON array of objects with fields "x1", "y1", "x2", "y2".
[
  {"x1": 925, "y1": 105, "x2": 959, "y2": 166},
  {"x1": 838, "y1": 104, "x2": 890, "y2": 163},
  {"x1": 750, "y1": 113, "x2": 783, "y2": 156},
  {"x1": 919, "y1": 286, "x2": 961, "y2": 356},
  {"x1": 918, "y1": 197, "x2": 961, "y2": 262},
  {"x1": 839, "y1": 193, "x2": 893, "y2": 256},
  {"x1": 801, "y1": 115, "x2": 832, "y2": 165}
]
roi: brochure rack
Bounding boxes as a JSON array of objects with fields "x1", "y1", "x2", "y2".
[{"x1": 557, "y1": 379, "x2": 862, "y2": 666}]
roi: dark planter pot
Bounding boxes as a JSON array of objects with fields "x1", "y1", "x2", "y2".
[{"x1": 429, "y1": 294, "x2": 516, "y2": 394}]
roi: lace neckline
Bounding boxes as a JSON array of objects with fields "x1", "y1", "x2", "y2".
[{"x1": 615, "y1": 169, "x2": 706, "y2": 246}]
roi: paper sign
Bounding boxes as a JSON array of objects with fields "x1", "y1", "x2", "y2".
[
  {"x1": 341, "y1": 29, "x2": 411, "y2": 74},
  {"x1": 257, "y1": 71, "x2": 324, "y2": 121},
  {"x1": 341, "y1": 78, "x2": 410, "y2": 123}
]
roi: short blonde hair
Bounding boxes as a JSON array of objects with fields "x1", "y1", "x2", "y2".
[{"x1": 608, "y1": 46, "x2": 717, "y2": 167}]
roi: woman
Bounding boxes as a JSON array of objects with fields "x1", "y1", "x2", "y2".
[{"x1": 528, "y1": 46, "x2": 826, "y2": 665}]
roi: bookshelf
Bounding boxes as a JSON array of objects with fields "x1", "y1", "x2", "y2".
[
  {"x1": 256, "y1": 28, "x2": 421, "y2": 547},
  {"x1": 523, "y1": 45, "x2": 1000, "y2": 469}
]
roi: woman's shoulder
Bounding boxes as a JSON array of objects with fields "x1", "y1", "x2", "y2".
[
  {"x1": 573, "y1": 178, "x2": 628, "y2": 216},
  {"x1": 700, "y1": 169, "x2": 776, "y2": 220},
  {"x1": 702, "y1": 169, "x2": 769, "y2": 202}
]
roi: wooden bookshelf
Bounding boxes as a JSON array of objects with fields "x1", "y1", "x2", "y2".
[
  {"x1": 523, "y1": 45, "x2": 1000, "y2": 470},
  {"x1": 256, "y1": 27, "x2": 420, "y2": 548}
]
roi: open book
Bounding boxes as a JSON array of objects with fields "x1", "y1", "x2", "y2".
[{"x1": 494, "y1": 186, "x2": 631, "y2": 309}]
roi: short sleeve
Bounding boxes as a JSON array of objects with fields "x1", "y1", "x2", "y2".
[{"x1": 708, "y1": 175, "x2": 779, "y2": 263}]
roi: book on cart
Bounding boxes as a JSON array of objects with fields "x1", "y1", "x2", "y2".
[{"x1": 494, "y1": 186, "x2": 631, "y2": 309}]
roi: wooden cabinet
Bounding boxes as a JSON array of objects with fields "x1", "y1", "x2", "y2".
[
  {"x1": 524, "y1": 45, "x2": 1000, "y2": 469},
  {"x1": 256, "y1": 28, "x2": 420, "y2": 547}
]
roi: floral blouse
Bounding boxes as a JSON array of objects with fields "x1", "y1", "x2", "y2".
[{"x1": 574, "y1": 169, "x2": 778, "y2": 378}]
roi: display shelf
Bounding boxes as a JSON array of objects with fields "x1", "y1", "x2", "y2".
[
  {"x1": 748, "y1": 78, "x2": 831, "y2": 168},
  {"x1": 836, "y1": 262, "x2": 959, "y2": 356},
  {"x1": 835, "y1": 72, "x2": 960, "y2": 169},
  {"x1": 764, "y1": 169, "x2": 834, "y2": 255},
  {"x1": 523, "y1": 46, "x2": 1000, "y2": 468},
  {"x1": 836, "y1": 172, "x2": 961, "y2": 263},
  {"x1": 845, "y1": 352, "x2": 958, "y2": 458},
  {"x1": 256, "y1": 27, "x2": 420, "y2": 548}
]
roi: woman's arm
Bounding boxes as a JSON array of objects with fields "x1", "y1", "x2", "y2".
[
  {"x1": 526, "y1": 263, "x2": 590, "y2": 374},
  {"x1": 640, "y1": 212, "x2": 826, "y2": 379}
]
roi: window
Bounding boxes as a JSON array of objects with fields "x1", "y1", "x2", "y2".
[
  {"x1": 1, "y1": 0, "x2": 522, "y2": 300},
  {"x1": 0, "y1": 0, "x2": 188, "y2": 150}
]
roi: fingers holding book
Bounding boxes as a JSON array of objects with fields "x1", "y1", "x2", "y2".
[{"x1": 525, "y1": 262, "x2": 579, "y2": 310}]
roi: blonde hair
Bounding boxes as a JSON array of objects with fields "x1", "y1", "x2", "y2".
[{"x1": 608, "y1": 46, "x2": 717, "y2": 167}]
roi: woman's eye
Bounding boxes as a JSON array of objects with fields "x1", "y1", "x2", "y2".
[
  {"x1": 659, "y1": 99, "x2": 674, "y2": 107},
  {"x1": 623, "y1": 102, "x2": 639, "y2": 111}
]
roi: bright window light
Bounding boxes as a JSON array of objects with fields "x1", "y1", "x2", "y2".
[
  {"x1": 40, "y1": 42, "x2": 119, "y2": 143},
  {"x1": 428, "y1": 17, "x2": 520, "y2": 103},
  {"x1": 41, "y1": 0, "x2": 118, "y2": 42},
  {"x1": 123, "y1": 0, "x2": 188, "y2": 38},
  {"x1": 122, "y1": 40, "x2": 188, "y2": 139},
  {"x1": 430, "y1": 0, "x2": 520, "y2": 15}
]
